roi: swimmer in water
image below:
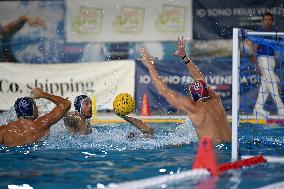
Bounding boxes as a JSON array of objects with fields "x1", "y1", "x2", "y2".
[
  {"x1": 0, "y1": 88, "x2": 71, "y2": 147},
  {"x1": 138, "y1": 36, "x2": 231, "y2": 143},
  {"x1": 63, "y1": 95, "x2": 93, "y2": 135},
  {"x1": 64, "y1": 95, "x2": 153, "y2": 138}
]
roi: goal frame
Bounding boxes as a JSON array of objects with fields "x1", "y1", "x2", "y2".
[{"x1": 231, "y1": 28, "x2": 284, "y2": 161}]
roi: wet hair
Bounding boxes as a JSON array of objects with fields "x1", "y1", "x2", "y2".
[
  {"x1": 74, "y1": 95, "x2": 91, "y2": 118},
  {"x1": 14, "y1": 97, "x2": 35, "y2": 118},
  {"x1": 262, "y1": 12, "x2": 274, "y2": 20}
]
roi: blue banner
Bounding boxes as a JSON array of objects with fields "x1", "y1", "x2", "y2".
[
  {"x1": 135, "y1": 58, "x2": 233, "y2": 113},
  {"x1": 193, "y1": 0, "x2": 284, "y2": 40},
  {"x1": 135, "y1": 57, "x2": 284, "y2": 114}
]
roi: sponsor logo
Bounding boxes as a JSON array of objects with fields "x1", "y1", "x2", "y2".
[
  {"x1": 72, "y1": 6, "x2": 103, "y2": 34},
  {"x1": 0, "y1": 79, "x2": 94, "y2": 97},
  {"x1": 155, "y1": 5, "x2": 185, "y2": 32},
  {"x1": 113, "y1": 6, "x2": 144, "y2": 33}
]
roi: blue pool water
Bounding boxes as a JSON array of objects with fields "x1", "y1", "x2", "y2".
[{"x1": 0, "y1": 114, "x2": 284, "y2": 189}]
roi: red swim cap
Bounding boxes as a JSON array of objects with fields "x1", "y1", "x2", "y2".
[{"x1": 189, "y1": 80, "x2": 209, "y2": 102}]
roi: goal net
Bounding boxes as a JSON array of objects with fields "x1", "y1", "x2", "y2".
[{"x1": 231, "y1": 28, "x2": 284, "y2": 161}]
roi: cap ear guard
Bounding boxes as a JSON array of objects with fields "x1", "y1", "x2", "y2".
[{"x1": 14, "y1": 97, "x2": 35, "y2": 118}]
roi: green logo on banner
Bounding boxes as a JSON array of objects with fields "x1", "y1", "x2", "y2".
[
  {"x1": 113, "y1": 6, "x2": 144, "y2": 33},
  {"x1": 155, "y1": 5, "x2": 186, "y2": 32},
  {"x1": 72, "y1": 6, "x2": 103, "y2": 35}
]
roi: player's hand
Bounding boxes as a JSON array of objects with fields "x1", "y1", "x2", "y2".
[
  {"x1": 114, "y1": 111, "x2": 126, "y2": 118},
  {"x1": 31, "y1": 88, "x2": 44, "y2": 99},
  {"x1": 24, "y1": 15, "x2": 47, "y2": 29},
  {"x1": 173, "y1": 36, "x2": 186, "y2": 58},
  {"x1": 137, "y1": 48, "x2": 157, "y2": 69}
]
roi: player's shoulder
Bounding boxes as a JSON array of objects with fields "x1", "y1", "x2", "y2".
[
  {"x1": 64, "y1": 112, "x2": 81, "y2": 122},
  {"x1": 208, "y1": 88, "x2": 221, "y2": 100}
]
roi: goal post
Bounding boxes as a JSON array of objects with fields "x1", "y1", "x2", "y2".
[
  {"x1": 232, "y1": 28, "x2": 240, "y2": 161},
  {"x1": 231, "y1": 28, "x2": 284, "y2": 161}
]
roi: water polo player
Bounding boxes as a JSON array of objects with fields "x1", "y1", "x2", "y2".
[
  {"x1": 138, "y1": 36, "x2": 231, "y2": 143},
  {"x1": 63, "y1": 95, "x2": 93, "y2": 135},
  {"x1": 0, "y1": 88, "x2": 71, "y2": 147}
]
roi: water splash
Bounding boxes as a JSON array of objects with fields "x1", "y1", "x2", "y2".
[
  {"x1": 0, "y1": 106, "x2": 198, "y2": 152},
  {"x1": 0, "y1": 101, "x2": 198, "y2": 152},
  {"x1": 0, "y1": 107, "x2": 17, "y2": 125},
  {"x1": 44, "y1": 119, "x2": 198, "y2": 151}
]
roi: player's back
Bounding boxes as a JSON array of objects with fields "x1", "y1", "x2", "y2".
[
  {"x1": 1, "y1": 119, "x2": 49, "y2": 147},
  {"x1": 188, "y1": 96, "x2": 231, "y2": 143}
]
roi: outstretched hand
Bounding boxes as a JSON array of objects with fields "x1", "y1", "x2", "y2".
[
  {"x1": 137, "y1": 48, "x2": 157, "y2": 69},
  {"x1": 24, "y1": 15, "x2": 47, "y2": 29},
  {"x1": 173, "y1": 36, "x2": 186, "y2": 58},
  {"x1": 31, "y1": 88, "x2": 44, "y2": 99}
]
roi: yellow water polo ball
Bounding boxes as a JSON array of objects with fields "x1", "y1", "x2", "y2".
[{"x1": 113, "y1": 93, "x2": 135, "y2": 116}]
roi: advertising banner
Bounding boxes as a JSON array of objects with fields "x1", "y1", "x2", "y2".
[
  {"x1": 193, "y1": 0, "x2": 284, "y2": 40},
  {"x1": 135, "y1": 57, "x2": 284, "y2": 114},
  {"x1": 135, "y1": 58, "x2": 233, "y2": 113},
  {"x1": 65, "y1": 0, "x2": 192, "y2": 42},
  {"x1": 0, "y1": 60, "x2": 135, "y2": 110}
]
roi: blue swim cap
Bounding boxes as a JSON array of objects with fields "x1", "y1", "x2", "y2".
[
  {"x1": 74, "y1": 95, "x2": 90, "y2": 115},
  {"x1": 14, "y1": 97, "x2": 35, "y2": 118}
]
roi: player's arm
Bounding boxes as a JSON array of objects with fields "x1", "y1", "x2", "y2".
[
  {"x1": 207, "y1": 86, "x2": 220, "y2": 99},
  {"x1": 244, "y1": 40, "x2": 259, "y2": 64},
  {"x1": 1, "y1": 16, "x2": 26, "y2": 37},
  {"x1": 173, "y1": 36, "x2": 219, "y2": 98},
  {"x1": 138, "y1": 48, "x2": 196, "y2": 113},
  {"x1": 32, "y1": 88, "x2": 71, "y2": 130},
  {"x1": 0, "y1": 127, "x2": 4, "y2": 144},
  {"x1": 119, "y1": 115, "x2": 153, "y2": 137},
  {"x1": 173, "y1": 36, "x2": 204, "y2": 81},
  {"x1": 2, "y1": 15, "x2": 46, "y2": 37}
]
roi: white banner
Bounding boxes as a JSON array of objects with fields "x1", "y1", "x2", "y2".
[
  {"x1": 65, "y1": 0, "x2": 192, "y2": 42},
  {"x1": 0, "y1": 60, "x2": 135, "y2": 110}
]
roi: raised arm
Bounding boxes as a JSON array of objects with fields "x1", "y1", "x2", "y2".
[
  {"x1": 119, "y1": 115, "x2": 153, "y2": 137},
  {"x1": 2, "y1": 15, "x2": 46, "y2": 38},
  {"x1": 138, "y1": 48, "x2": 195, "y2": 112},
  {"x1": 173, "y1": 36, "x2": 204, "y2": 81},
  {"x1": 173, "y1": 37, "x2": 219, "y2": 98},
  {"x1": 0, "y1": 127, "x2": 4, "y2": 144},
  {"x1": 32, "y1": 88, "x2": 71, "y2": 130}
]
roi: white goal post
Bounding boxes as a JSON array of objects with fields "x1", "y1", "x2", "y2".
[{"x1": 231, "y1": 28, "x2": 284, "y2": 161}]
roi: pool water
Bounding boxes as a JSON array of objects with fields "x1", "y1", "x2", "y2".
[{"x1": 0, "y1": 115, "x2": 283, "y2": 189}]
